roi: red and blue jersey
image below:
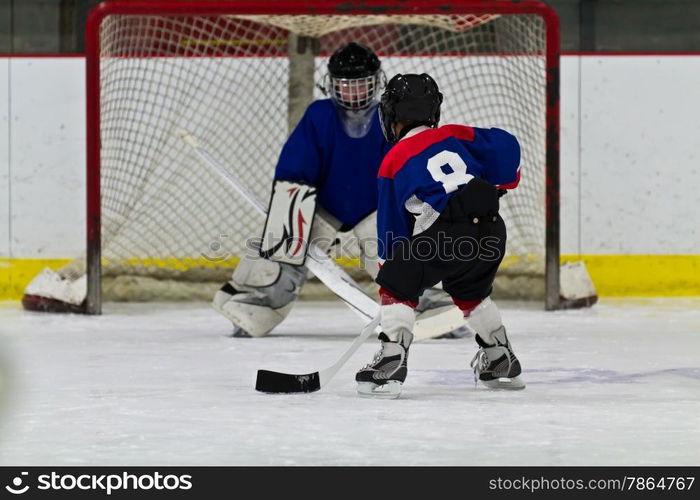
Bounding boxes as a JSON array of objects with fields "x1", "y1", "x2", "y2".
[
  {"x1": 377, "y1": 124, "x2": 521, "y2": 260},
  {"x1": 274, "y1": 99, "x2": 392, "y2": 227}
]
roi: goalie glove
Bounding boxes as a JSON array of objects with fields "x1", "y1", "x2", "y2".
[{"x1": 259, "y1": 179, "x2": 318, "y2": 266}]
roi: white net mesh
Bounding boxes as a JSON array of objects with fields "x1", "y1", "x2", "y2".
[{"x1": 63, "y1": 8, "x2": 550, "y2": 301}]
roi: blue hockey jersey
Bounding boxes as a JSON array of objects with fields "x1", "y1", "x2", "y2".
[
  {"x1": 274, "y1": 99, "x2": 392, "y2": 227},
  {"x1": 377, "y1": 124, "x2": 521, "y2": 260}
]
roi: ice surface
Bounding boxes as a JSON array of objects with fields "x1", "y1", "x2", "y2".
[{"x1": 0, "y1": 298, "x2": 698, "y2": 466}]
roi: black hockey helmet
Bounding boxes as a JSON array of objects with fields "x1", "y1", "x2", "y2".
[
  {"x1": 326, "y1": 42, "x2": 383, "y2": 110},
  {"x1": 379, "y1": 73, "x2": 443, "y2": 144}
]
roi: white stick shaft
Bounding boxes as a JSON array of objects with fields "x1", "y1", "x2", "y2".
[
  {"x1": 181, "y1": 131, "x2": 267, "y2": 214},
  {"x1": 318, "y1": 315, "x2": 380, "y2": 387}
]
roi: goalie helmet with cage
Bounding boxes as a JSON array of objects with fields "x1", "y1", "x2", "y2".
[
  {"x1": 379, "y1": 73, "x2": 443, "y2": 144},
  {"x1": 326, "y1": 42, "x2": 384, "y2": 111}
]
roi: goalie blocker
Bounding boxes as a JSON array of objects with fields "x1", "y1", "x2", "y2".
[{"x1": 260, "y1": 180, "x2": 318, "y2": 266}]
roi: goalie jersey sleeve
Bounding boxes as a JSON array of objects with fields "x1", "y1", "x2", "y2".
[
  {"x1": 377, "y1": 124, "x2": 520, "y2": 261},
  {"x1": 274, "y1": 99, "x2": 392, "y2": 227}
]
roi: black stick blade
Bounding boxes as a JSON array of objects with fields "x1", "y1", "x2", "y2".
[{"x1": 255, "y1": 370, "x2": 321, "y2": 393}]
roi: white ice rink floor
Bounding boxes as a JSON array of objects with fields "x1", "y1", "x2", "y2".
[{"x1": 0, "y1": 297, "x2": 698, "y2": 466}]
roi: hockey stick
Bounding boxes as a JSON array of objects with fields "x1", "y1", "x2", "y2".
[{"x1": 255, "y1": 315, "x2": 380, "y2": 393}]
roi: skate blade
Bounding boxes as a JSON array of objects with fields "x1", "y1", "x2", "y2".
[
  {"x1": 480, "y1": 376, "x2": 526, "y2": 390},
  {"x1": 357, "y1": 381, "x2": 403, "y2": 399}
]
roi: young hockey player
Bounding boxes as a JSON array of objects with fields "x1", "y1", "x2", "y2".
[
  {"x1": 356, "y1": 73, "x2": 525, "y2": 398},
  {"x1": 213, "y1": 43, "x2": 469, "y2": 340}
]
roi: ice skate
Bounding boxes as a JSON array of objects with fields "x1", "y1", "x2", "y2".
[
  {"x1": 356, "y1": 330, "x2": 412, "y2": 399},
  {"x1": 470, "y1": 326, "x2": 525, "y2": 390}
]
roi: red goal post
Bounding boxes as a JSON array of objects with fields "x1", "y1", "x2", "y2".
[{"x1": 77, "y1": 0, "x2": 561, "y2": 314}]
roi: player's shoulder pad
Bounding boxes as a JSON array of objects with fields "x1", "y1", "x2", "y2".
[
  {"x1": 473, "y1": 126, "x2": 520, "y2": 149},
  {"x1": 437, "y1": 124, "x2": 476, "y2": 141},
  {"x1": 472, "y1": 127, "x2": 521, "y2": 175},
  {"x1": 378, "y1": 124, "x2": 475, "y2": 178}
]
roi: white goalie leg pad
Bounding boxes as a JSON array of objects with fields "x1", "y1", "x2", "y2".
[
  {"x1": 231, "y1": 250, "x2": 283, "y2": 290},
  {"x1": 213, "y1": 298, "x2": 294, "y2": 338},
  {"x1": 260, "y1": 179, "x2": 317, "y2": 265},
  {"x1": 412, "y1": 286, "x2": 472, "y2": 342},
  {"x1": 349, "y1": 211, "x2": 380, "y2": 280},
  {"x1": 380, "y1": 302, "x2": 415, "y2": 342},
  {"x1": 212, "y1": 252, "x2": 282, "y2": 316},
  {"x1": 308, "y1": 210, "x2": 341, "y2": 255},
  {"x1": 465, "y1": 297, "x2": 503, "y2": 342},
  {"x1": 412, "y1": 306, "x2": 467, "y2": 342},
  {"x1": 212, "y1": 246, "x2": 306, "y2": 337}
]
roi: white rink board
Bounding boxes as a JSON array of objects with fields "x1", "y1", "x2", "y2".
[
  {"x1": 559, "y1": 56, "x2": 581, "y2": 255},
  {"x1": 0, "y1": 58, "x2": 9, "y2": 258},
  {"x1": 579, "y1": 56, "x2": 700, "y2": 254},
  {"x1": 0, "y1": 298, "x2": 699, "y2": 465},
  {"x1": 6, "y1": 58, "x2": 86, "y2": 259}
]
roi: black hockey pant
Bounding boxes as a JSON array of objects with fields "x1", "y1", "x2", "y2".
[{"x1": 376, "y1": 178, "x2": 506, "y2": 304}]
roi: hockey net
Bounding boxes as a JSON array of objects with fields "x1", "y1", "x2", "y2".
[{"x1": 22, "y1": 1, "x2": 560, "y2": 313}]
